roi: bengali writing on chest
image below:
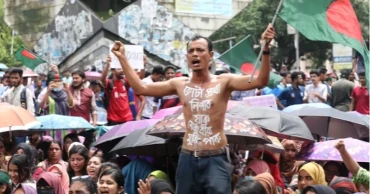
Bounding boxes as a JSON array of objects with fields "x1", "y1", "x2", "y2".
[{"x1": 183, "y1": 83, "x2": 222, "y2": 146}]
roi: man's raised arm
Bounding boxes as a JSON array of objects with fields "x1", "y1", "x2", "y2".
[
  {"x1": 112, "y1": 41, "x2": 177, "y2": 97},
  {"x1": 226, "y1": 24, "x2": 275, "y2": 91}
]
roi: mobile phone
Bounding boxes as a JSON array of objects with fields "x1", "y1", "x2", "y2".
[{"x1": 57, "y1": 82, "x2": 64, "y2": 90}]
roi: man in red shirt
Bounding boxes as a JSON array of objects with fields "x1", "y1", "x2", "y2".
[
  {"x1": 101, "y1": 56, "x2": 133, "y2": 125},
  {"x1": 351, "y1": 72, "x2": 369, "y2": 114}
]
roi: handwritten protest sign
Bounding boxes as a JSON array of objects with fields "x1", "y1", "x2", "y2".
[
  {"x1": 109, "y1": 45, "x2": 144, "y2": 70},
  {"x1": 242, "y1": 94, "x2": 278, "y2": 109}
]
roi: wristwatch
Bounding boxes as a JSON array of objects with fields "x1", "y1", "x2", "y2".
[{"x1": 263, "y1": 50, "x2": 270, "y2": 55}]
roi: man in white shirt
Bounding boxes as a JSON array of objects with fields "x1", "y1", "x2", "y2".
[
  {"x1": 141, "y1": 66, "x2": 164, "y2": 119},
  {"x1": 1, "y1": 68, "x2": 35, "y2": 115},
  {"x1": 304, "y1": 69, "x2": 328, "y2": 103}
]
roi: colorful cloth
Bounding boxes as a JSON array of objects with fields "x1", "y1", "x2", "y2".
[
  {"x1": 148, "y1": 170, "x2": 173, "y2": 190},
  {"x1": 299, "y1": 162, "x2": 327, "y2": 187},
  {"x1": 246, "y1": 159, "x2": 270, "y2": 175},
  {"x1": 352, "y1": 167, "x2": 369, "y2": 186},
  {"x1": 329, "y1": 176, "x2": 358, "y2": 193},
  {"x1": 122, "y1": 159, "x2": 153, "y2": 194},
  {"x1": 255, "y1": 173, "x2": 278, "y2": 194}
]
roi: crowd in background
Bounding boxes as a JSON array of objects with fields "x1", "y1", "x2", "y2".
[{"x1": 0, "y1": 53, "x2": 368, "y2": 194}]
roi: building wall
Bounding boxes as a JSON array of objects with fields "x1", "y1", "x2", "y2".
[
  {"x1": 3, "y1": 0, "x2": 67, "y2": 48},
  {"x1": 158, "y1": 0, "x2": 253, "y2": 37},
  {"x1": 33, "y1": 1, "x2": 103, "y2": 65}
]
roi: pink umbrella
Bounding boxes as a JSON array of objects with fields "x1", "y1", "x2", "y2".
[
  {"x1": 23, "y1": 69, "x2": 38, "y2": 77},
  {"x1": 151, "y1": 106, "x2": 182, "y2": 119},
  {"x1": 85, "y1": 71, "x2": 101, "y2": 80},
  {"x1": 151, "y1": 100, "x2": 240, "y2": 119}
]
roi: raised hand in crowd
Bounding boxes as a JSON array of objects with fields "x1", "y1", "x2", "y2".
[
  {"x1": 138, "y1": 178, "x2": 151, "y2": 194},
  {"x1": 335, "y1": 140, "x2": 360, "y2": 177}
]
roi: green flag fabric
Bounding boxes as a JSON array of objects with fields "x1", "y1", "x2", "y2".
[
  {"x1": 279, "y1": 0, "x2": 369, "y2": 88},
  {"x1": 218, "y1": 37, "x2": 282, "y2": 88},
  {"x1": 15, "y1": 48, "x2": 45, "y2": 70}
]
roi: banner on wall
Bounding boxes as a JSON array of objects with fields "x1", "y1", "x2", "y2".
[
  {"x1": 175, "y1": 0, "x2": 232, "y2": 17},
  {"x1": 332, "y1": 43, "x2": 353, "y2": 71},
  {"x1": 109, "y1": 45, "x2": 144, "y2": 70}
]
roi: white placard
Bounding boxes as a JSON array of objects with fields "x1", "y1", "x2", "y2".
[
  {"x1": 242, "y1": 94, "x2": 278, "y2": 109},
  {"x1": 109, "y1": 45, "x2": 144, "y2": 70}
]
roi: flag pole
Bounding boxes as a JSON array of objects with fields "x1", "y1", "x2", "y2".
[
  {"x1": 248, "y1": 0, "x2": 284, "y2": 83},
  {"x1": 218, "y1": 35, "x2": 251, "y2": 58}
]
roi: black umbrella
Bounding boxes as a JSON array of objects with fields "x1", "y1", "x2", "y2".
[
  {"x1": 283, "y1": 104, "x2": 369, "y2": 139},
  {"x1": 228, "y1": 105, "x2": 314, "y2": 141},
  {"x1": 109, "y1": 127, "x2": 181, "y2": 157}
]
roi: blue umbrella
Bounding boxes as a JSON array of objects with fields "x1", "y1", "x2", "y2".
[
  {"x1": 0, "y1": 63, "x2": 8, "y2": 70},
  {"x1": 30, "y1": 114, "x2": 94, "y2": 130}
]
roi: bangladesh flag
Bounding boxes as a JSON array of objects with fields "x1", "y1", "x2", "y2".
[
  {"x1": 15, "y1": 48, "x2": 45, "y2": 70},
  {"x1": 279, "y1": 0, "x2": 369, "y2": 89},
  {"x1": 218, "y1": 37, "x2": 282, "y2": 88}
]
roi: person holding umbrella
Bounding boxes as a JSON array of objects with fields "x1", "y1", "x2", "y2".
[{"x1": 111, "y1": 24, "x2": 275, "y2": 194}]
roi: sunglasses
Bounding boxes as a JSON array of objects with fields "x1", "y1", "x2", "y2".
[{"x1": 71, "y1": 175, "x2": 90, "y2": 180}]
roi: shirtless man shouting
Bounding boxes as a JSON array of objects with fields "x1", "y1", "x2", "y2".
[{"x1": 112, "y1": 24, "x2": 275, "y2": 194}]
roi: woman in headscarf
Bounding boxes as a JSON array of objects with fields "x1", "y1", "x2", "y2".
[
  {"x1": 301, "y1": 185, "x2": 336, "y2": 194},
  {"x1": 14, "y1": 143, "x2": 35, "y2": 168},
  {"x1": 36, "y1": 172, "x2": 64, "y2": 194},
  {"x1": 329, "y1": 176, "x2": 359, "y2": 193},
  {"x1": 122, "y1": 158, "x2": 153, "y2": 194},
  {"x1": 245, "y1": 159, "x2": 270, "y2": 177},
  {"x1": 254, "y1": 150, "x2": 285, "y2": 192},
  {"x1": 147, "y1": 170, "x2": 174, "y2": 190},
  {"x1": 298, "y1": 162, "x2": 327, "y2": 192},
  {"x1": 279, "y1": 140, "x2": 303, "y2": 185},
  {"x1": 38, "y1": 72, "x2": 74, "y2": 142},
  {"x1": 38, "y1": 141, "x2": 67, "y2": 171},
  {"x1": 47, "y1": 164, "x2": 69, "y2": 193},
  {"x1": 149, "y1": 179, "x2": 174, "y2": 194},
  {"x1": 62, "y1": 133, "x2": 80, "y2": 162},
  {"x1": 254, "y1": 173, "x2": 278, "y2": 194}
]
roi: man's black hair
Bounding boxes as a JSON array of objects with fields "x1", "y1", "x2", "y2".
[
  {"x1": 291, "y1": 71, "x2": 301, "y2": 82},
  {"x1": 358, "y1": 72, "x2": 365, "y2": 77},
  {"x1": 340, "y1": 69, "x2": 351, "y2": 79},
  {"x1": 280, "y1": 71, "x2": 290, "y2": 78},
  {"x1": 164, "y1": 66, "x2": 176, "y2": 74},
  {"x1": 152, "y1": 66, "x2": 164, "y2": 75},
  {"x1": 4, "y1": 69, "x2": 10, "y2": 74},
  {"x1": 310, "y1": 69, "x2": 320, "y2": 77},
  {"x1": 299, "y1": 71, "x2": 306, "y2": 80},
  {"x1": 10, "y1": 68, "x2": 23, "y2": 77},
  {"x1": 318, "y1": 67, "x2": 327, "y2": 75},
  {"x1": 187, "y1": 35, "x2": 213, "y2": 52},
  {"x1": 71, "y1": 70, "x2": 86, "y2": 79}
]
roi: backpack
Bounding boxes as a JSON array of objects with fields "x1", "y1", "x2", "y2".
[
  {"x1": 20, "y1": 88, "x2": 42, "y2": 116},
  {"x1": 103, "y1": 79, "x2": 128, "y2": 109}
]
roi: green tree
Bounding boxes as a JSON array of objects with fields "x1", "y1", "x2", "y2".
[
  {"x1": 210, "y1": 0, "x2": 369, "y2": 70},
  {"x1": 0, "y1": 0, "x2": 23, "y2": 68}
]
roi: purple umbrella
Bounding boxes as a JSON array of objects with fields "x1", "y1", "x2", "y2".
[
  {"x1": 85, "y1": 71, "x2": 102, "y2": 80},
  {"x1": 297, "y1": 138, "x2": 370, "y2": 162},
  {"x1": 94, "y1": 119, "x2": 160, "y2": 151},
  {"x1": 151, "y1": 106, "x2": 181, "y2": 119}
]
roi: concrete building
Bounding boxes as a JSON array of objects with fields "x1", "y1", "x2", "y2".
[{"x1": 3, "y1": 0, "x2": 252, "y2": 73}]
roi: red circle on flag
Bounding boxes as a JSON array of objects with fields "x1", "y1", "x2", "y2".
[
  {"x1": 21, "y1": 50, "x2": 36, "y2": 60},
  {"x1": 326, "y1": 0, "x2": 363, "y2": 42},
  {"x1": 241, "y1": 63, "x2": 259, "y2": 75}
]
